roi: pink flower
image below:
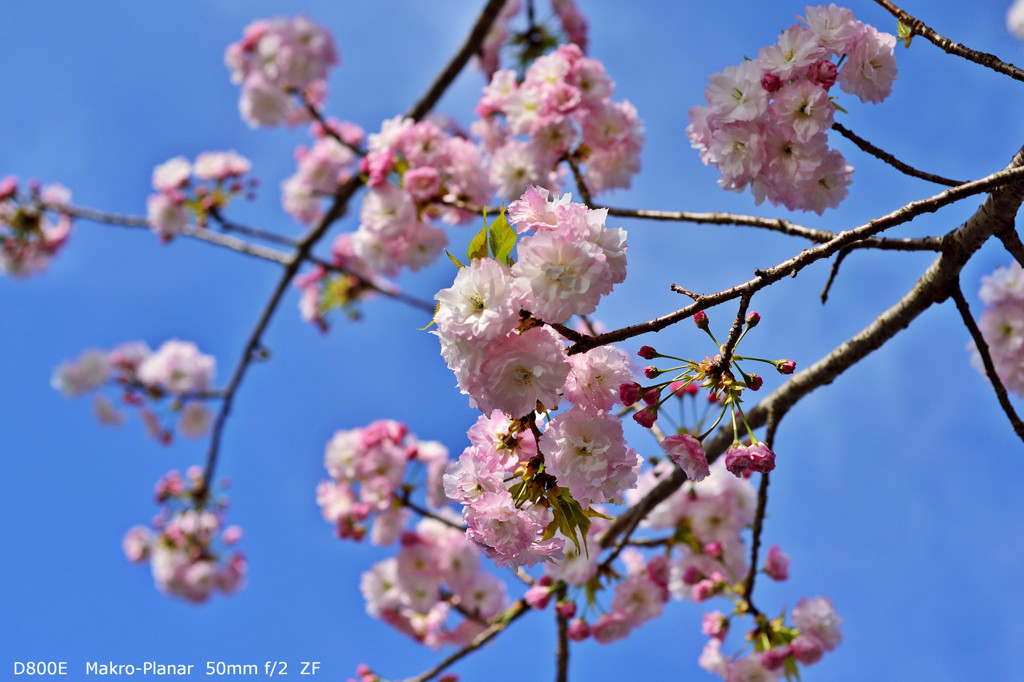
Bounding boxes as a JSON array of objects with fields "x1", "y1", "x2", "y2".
[
  {"x1": 792, "y1": 596, "x2": 843, "y2": 651},
  {"x1": 591, "y1": 611, "x2": 632, "y2": 644},
  {"x1": 661, "y1": 433, "x2": 710, "y2": 482},
  {"x1": 540, "y1": 408, "x2": 640, "y2": 507},
  {"x1": 474, "y1": 327, "x2": 570, "y2": 418},
  {"x1": 763, "y1": 545, "x2": 790, "y2": 581}
]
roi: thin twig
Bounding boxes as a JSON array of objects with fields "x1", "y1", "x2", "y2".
[
  {"x1": 563, "y1": 154, "x2": 594, "y2": 208},
  {"x1": 601, "y1": 207, "x2": 833, "y2": 242},
  {"x1": 872, "y1": 0, "x2": 1024, "y2": 83},
  {"x1": 820, "y1": 236, "x2": 944, "y2": 303},
  {"x1": 208, "y1": 209, "x2": 299, "y2": 247},
  {"x1": 832, "y1": 122, "x2": 964, "y2": 187},
  {"x1": 297, "y1": 93, "x2": 366, "y2": 156},
  {"x1": 399, "y1": 493, "x2": 467, "y2": 531},
  {"x1": 950, "y1": 285, "x2": 1024, "y2": 443}
]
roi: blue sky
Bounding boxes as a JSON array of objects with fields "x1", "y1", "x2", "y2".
[{"x1": 4, "y1": 1, "x2": 1024, "y2": 680}]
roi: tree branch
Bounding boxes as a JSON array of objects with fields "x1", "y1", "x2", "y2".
[
  {"x1": 572, "y1": 164, "x2": 1024, "y2": 356},
  {"x1": 872, "y1": 0, "x2": 1024, "y2": 83},
  {"x1": 601, "y1": 146, "x2": 1024, "y2": 550},
  {"x1": 832, "y1": 122, "x2": 964, "y2": 187},
  {"x1": 950, "y1": 285, "x2": 1024, "y2": 443}
]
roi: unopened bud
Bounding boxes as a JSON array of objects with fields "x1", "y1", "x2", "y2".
[
  {"x1": 642, "y1": 388, "x2": 662, "y2": 405},
  {"x1": 745, "y1": 373, "x2": 763, "y2": 391},
  {"x1": 761, "y1": 72, "x2": 783, "y2": 92},
  {"x1": 619, "y1": 382, "x2": 642, "y2": 406},
  {"x1": 633, "y1": 406, "x2": 658, "y2": 428},
  {"x1": 693, "y1": 310, "x2": 709, "y2": 329},
  {"x1": 776, "y1": 359, "x2": 796, "y2": 375},
  {"x1": 746, "y1": 311, "x2": 760, "y2": 327},
  {"x1": 637, "y1": 345, "x2": 658, "y2": 359},
  {"x1": 644, "y1": 366, "x2": 660, "y2": 379}
]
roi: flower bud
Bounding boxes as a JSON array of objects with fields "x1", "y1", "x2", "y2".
[
  {"x1": 556, "y1": 601, "x2": 577, "y2": 619},
  {"x1": 761, "y1": 72, "x2": 783, "y2": 92},
  {"x1": 745, "y1": 373, "x2": 763, "y2": 391},
  {"x1": 808, "y1": 59, "x2": 838, "y2": 89},
  {"x1": 776, "y1": 359, "x2": 796, "y2": 375},
  {"x1": 633, "y1": 406, "x2": 658, "y2": 428},
  {"x1": 637, "y1": 345, "x2": 658, "y2": 359},
  {"x1": 746, "y1": 311, "x2": 761, "y2": 327},
  {"x1": 642, "y1": 387, "x2": 662, "y2": 405},
  {"x1": 567, "y1": 619, "x2": 591, "y2": 641},
  {"x1": 643, "y1": 366, "x2": 661, "y2": 379},
  {"x1": 619, "y1": 382, "x2": 642, "y2": 406},
  {"x1": 693, "y1": 310, "x2": 709, "y2": 329}
]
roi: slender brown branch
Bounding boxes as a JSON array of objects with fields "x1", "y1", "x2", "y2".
[
  {"x1": 406, "y1": 600, "x2": 530, "y2": 682},
  {"x1": 564, "y1": 154, "x2": 594, "y2": 208},
  {"x1": 297, "y1": 93, "x2": 366, "y2": 156},
  {"x1": 572, "y1": 164, "x2": 1024, "y2": 356},
  {"x1": 831, "y1": 122, "x2": 964, "y2": 187},
  {"x1": 554, "y1": 585, "x2": 569, "y2": 682},
  {"x1": 950, "y1": 285, "x2": 1024, "y2": 443},
  {"x1": 399, "y1": 492, "x2": 467, "y2": 531},
  {"x1": 719, "y1": 292, "x2": 752, "y2": 367},
  {"x1": 741, "y1": 472, "x2": 771, "y2": 610},
  {"x1": 872, "y1": 0, "x2": 1024, "y2": 83},
  {"x1": 208, "y1": 209, "x2": 299, "y2": 247},
  {"x1": 601, "y1": 207, "x2": 833, "y2": 242},
  {"x1": 405, "y1": 0, "x2": 509, "y2": 122}
]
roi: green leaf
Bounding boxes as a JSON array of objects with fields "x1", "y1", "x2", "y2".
[
  {"x1": 488, "y1": 209, "x2": 517, "y2": 265},
  {"x1": 467, "y1": 222, "x2": 489, "y2": 262},
  {"x1": 445, "y1": 250, "x2": 466, "y2": 269},
  {"x1": 897, "y1": 21, "x2": 913, "y2": 48}
]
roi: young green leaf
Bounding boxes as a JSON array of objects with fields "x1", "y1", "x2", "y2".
[{"x1": 467, "y1": 222, "x2": 489, "y2": 262}]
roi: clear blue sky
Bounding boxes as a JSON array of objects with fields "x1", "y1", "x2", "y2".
[{"x1": 4, "y1": 1, "x2": 1024, "y2": 680}]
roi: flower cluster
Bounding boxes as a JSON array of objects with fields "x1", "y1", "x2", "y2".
[
  {"x1": 224, "y1": 15, "x2": 339, "y2": 128},
  {"x1": 317, "y1": 420, "x2": 449, "y2": 543},
  {"x1": 623, "y1": 312, "x2": 791, "y2": 478},
  {"x1": 970, "y1": 261, "x2": 1024, "y2": 395},
  {"x1": 123, "y1": 466, "x2": 245, "y2": 603},
  {"x1": 281, "y1": 118, "x2": 364, "y2": 224},
  {"x1": 52, "y1": 339, "x2": 217, "y2": 443},
  {"x1": 147, "y1": 151, "x2": 255, "y2": 241},
  {"x1": 434, "y1": 189, "x2": 635, "y2": 566},
  {"x1": 474, "y1": 44, "x2": 643, "y2": 198},
  {"x1": 0, "y1": 176, "x2": 73, "y2": 278},
  {"x1": 687, "y1": 4, "x2": 897, "y2": 214},
  {"x1": 698, "y1": 595, "x2": 843, "y2": 679},
  {"x1": 361, "y1": 518, "x2": 508, "y2": 649},
  {"x1": 342, "y1": 116, "x2": 495, "y2": 277}
]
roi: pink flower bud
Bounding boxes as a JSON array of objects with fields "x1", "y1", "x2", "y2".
[
  {"x1": 760, "y1": 647, "x2": 792, "y2": 671},
  {"x1": 746, "y1": 311, "x2": 761, "y2": 327},
  {"x1": 704, "y1": 541, "x2": 722, "y2": 558},
  {"x1": 637, "y1": 345, "x2": 658, "y2": 359},
  {"x1": 692, "y1": 578, "x2": 716, "y2": 602},
  {"x1": 790, "y1": 636, "x2": 825, "y2": 665},
  {"x1": 567, "y1": 619, "x2": 591, "y2": 641},
  {"x1": 761, "y1": 72, "x2": 783, "y2": 92},
  {"x1": 556, "y1": 601, "x2": 577, "y2": 619},
  {"x1": 693, "y1": 310, "x2": 709, "y2": 329},
  {"x1": 619, "y1": 382, "x2": 642, "y2": 406},
  {"x1": 525, "y1": 584, "x2": 552, "y2": 609},
  {"x1": 633, "y1": 406, "x2": 658, "y2": 428},
  {"x1": 745, "y1": 373, "x2": 763, "y2": 390},
  {"x1": 763, "y1": 545, "x2": 791, "y2": 581},
  {"x1": 701, "y1": 611, "x2": 729, "y2": 641},
  {"x1": 725, "y1": 443, "x2": 753, "y2": 477},
  {"x1": 808, "y1": 59, "x2": 838, "y2": 89},
  {"x1": 682, "y1": 565, "x2": 703, "y2": 585},
  {"x1": 644, "y1": 366, "x2": 660, "y2": 379},
  {"x1": 642, "y1": 388, "x2": 661, "y2": 405},
  {"x1": 748, "y1": 443, "x2": 776, "y2": 473},
  {"x1": 776, "y1": 359, "x2": 796, "y2": 375},
  {"x1": 0, "y1": 175, "x2": 18, "y2": 201}
]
